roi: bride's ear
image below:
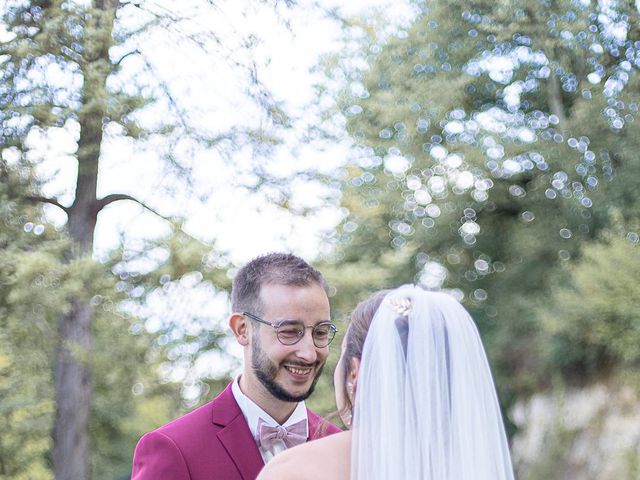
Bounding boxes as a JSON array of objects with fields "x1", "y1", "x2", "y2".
[{"x1": 348, "y1": 357, "x2": 360, "y2": 401}]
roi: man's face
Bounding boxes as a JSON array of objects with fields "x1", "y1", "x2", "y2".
[{"x1": 248, "y1": 282, "x2": 331, "y2": 403}]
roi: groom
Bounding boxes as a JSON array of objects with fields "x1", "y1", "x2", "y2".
[{"x1": 131, "y1": 253, "x2": 341, "y2": 479}]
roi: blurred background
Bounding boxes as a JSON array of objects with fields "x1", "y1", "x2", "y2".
[{"x1": 1, "y1": 0, "x2": 639, "y2": 478}]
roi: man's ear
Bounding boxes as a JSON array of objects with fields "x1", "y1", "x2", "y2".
[{"x1": 229, "y1": 313, "x2": 250, "y2": 346}]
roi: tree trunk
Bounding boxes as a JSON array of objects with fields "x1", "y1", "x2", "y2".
[
  {"x1": 51, "y1": 2, "x2": 119, "y2": 478},
  {"x1": 546, "y1": 64, "x2": 568, "y2": 126},
  {"x1": 52, "y1": 301, "x2": 94, "y2": 480}
]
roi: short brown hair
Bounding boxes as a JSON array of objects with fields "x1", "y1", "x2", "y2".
[{"x1": 231, "y1": 252, "x2": 327, "y2": 315}]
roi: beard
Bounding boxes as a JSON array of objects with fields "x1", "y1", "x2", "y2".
[{"x1": 251, "y1": 334, "x2": 324, "y2": 403}]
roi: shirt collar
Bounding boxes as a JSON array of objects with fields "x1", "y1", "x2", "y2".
[{"x1": 231, "y1": 375, "x2": 308, "y2": 439}]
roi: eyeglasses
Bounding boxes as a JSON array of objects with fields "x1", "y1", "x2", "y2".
[{"x1": 243, "y1": 312, "x2": 338, "y2": 348}]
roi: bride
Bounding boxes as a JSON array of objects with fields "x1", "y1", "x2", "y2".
[{"x1": 257, "y1": 285, "x2": 514, "y2": 480}]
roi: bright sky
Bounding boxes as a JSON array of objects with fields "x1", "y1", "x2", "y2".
[
  {"x1": 28, "y1": 0, "x2": 416, "y2": 266},
  {"x1": 12, "y1": 0, "x2": 417, "y2": 392}
]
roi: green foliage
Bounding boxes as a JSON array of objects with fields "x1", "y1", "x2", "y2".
[
  {"x1": 322, "y1": 0, "x2": 640, "y2": 419},
  {"x1": 304, "y1": 339, "x2": 344, "y2": 421},
  {"x1": 0, "y1": 187, "x2": 62, "y2": 479},
  {"x1": 0, "y1": 180, "x2": 185, "y2": 478},
  {"x1": 2, "y1": 0, "x2": 284, "y2": 475},
  {"x1": 90, "y1": 300, "x2": 178, "y2": 479},
  {"x1": 542, "y1": 235, "x2": 640, "y2": 380},
  {"x1": 0, "y1": 1, "x2": 130, "y2": 147}
]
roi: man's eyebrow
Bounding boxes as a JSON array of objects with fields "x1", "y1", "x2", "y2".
[{"x1": 274, "y1": 318, "x2": 332, "y2": 325}]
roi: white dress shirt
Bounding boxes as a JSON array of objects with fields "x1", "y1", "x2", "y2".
[{"x1": 231, "y1": 376, "x2": 309, "y2": 464}]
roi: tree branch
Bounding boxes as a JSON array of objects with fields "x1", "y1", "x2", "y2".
[
  {"x1": 114, "y1": 49, "x2": 141, "y2": 66},
  {"x1": 96, "y1": 193, "x2": 173, "y2": 222},
  {"x1": 24, "y1": 195, "x2": 70, "y2": 214}
]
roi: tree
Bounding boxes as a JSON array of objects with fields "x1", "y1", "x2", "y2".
[
  {"x1": 541, "y1": 230, "x2": 640, "y2": 381},
  {"x1": 0, "y1": 163, "x2": 193, "y2": 479},
  {"x1": 1, "y1": 1, "x2": 296, "y2": 477},
  {"x1": 0, "y1": 167, "x2": 61, "y2": 479},
  {"x1": 322, "y1": 0, "x2": 640, "y2": 417}
]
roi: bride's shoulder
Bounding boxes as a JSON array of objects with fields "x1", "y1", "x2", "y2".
[
  {"x1": 257, "y1": 450, "x2": 297, "y2": 480},
  {"x1": 257, "y1": 431, "x2": 351, "y2": 480}
]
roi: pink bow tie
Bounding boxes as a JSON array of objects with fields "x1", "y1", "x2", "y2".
[{"x1": 255, "y1": 417, "x2": 307, "y2": 450}]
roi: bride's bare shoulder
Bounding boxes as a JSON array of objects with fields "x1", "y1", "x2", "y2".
[{"x1": 257, "y1": 431, "x2": 351, "y2": 480}]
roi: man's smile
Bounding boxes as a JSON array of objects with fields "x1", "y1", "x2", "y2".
[{"x1": 283, "y1": 364, "x2": 314, "y2": 377}]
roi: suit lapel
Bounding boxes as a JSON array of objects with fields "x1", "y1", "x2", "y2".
[
  {"x1": 217, "y1": 414, "x2": 265, "y2": 480},
  {"x1": 307, "y1": 408, "x2": 341, "y2": 440},
  {"x1": 211, "y1": 384, "x2": 264, "y2": 480},
  {"x1": 307, "y1": 409, "x2": 326, "y2": 440}
]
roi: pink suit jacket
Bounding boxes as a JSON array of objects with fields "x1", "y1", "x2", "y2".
[{"x1": 131, "y1": 383, "x2": 341, "y2": 480}]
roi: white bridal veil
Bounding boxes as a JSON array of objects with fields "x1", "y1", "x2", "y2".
[{"x1": 351, "y1": 286, "x2": 514, "y2": 480}]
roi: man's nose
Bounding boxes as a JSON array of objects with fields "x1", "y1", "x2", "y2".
[{"x1": 295, "y1": 328, "x2": 318, "y2": 363}]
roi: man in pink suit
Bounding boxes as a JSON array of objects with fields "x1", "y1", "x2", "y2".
[{"x1": 132, "y1": 253, "x2": 341, "y2": 479}]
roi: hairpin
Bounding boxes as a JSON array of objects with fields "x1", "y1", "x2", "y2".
[{"x1": 389, "y1": 297, "x2": 412, "y2": 316}]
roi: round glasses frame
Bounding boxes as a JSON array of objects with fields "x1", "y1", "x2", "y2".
[{"x1": 243, "y1": 312, "x2": 338, "y2": 348}]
